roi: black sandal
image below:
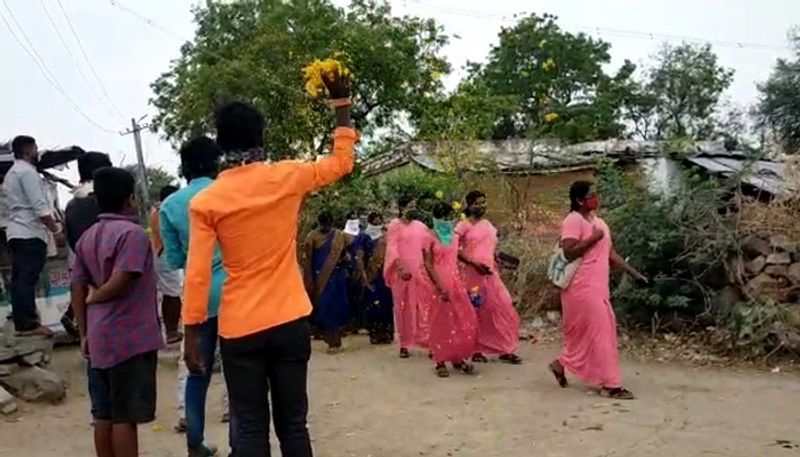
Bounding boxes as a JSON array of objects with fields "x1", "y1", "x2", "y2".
[
  {"x1": 472, "y1": 353, "x2": 489, "y2": 363},
  {"x1": 435, "y1": 363, "x2": 450, "y2": 378},
  {"x1": 600, "y1": 387, "x2": 635, "y2": 400},
  {"x1": 499, "y1": 353, "x2": 522, "y2": 365},
  {"x1": 548, "y1": 360, "x2": 568, "y2": 388},
  {"x1": 453, "y1": 361, "x2": 476, "y2": 375},
  {"x1": 399, "y1": 348, "x2": 411, "y2": 359}
]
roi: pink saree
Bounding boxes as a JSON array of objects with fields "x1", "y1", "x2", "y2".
[
  {"x1": 456, "y1": 220, "x2": 520, "y2": 356},
  {"x1": 427, "y1": 234, "x2": 478, "y2": 364},
  {"x1": 384, "y1": 219, "x2": 435, "y2": 349},
  {"x1": 558, "y1": 212, "x2": 622, "y2": 388}
]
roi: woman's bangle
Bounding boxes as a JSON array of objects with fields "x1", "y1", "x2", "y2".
[{"x1": 330, "y1": 98, "x2": 351, "y2": 109}]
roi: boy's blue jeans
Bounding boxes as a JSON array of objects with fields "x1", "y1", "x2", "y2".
[{"x1": 186, "y1": 317, "x2": 235, "y2": 449}]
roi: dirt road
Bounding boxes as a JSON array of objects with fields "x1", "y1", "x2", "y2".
[{"x1": 1, "y1": 336, "x2": 798, "y2": 456}]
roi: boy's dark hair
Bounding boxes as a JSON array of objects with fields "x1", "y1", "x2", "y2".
[
  {"x1": 11, "y1": 135, "x2": 36, "y2": 159},
  {"x1": 159, "y1": 185, "x2": 180, "y2": 203},
  {"x1": 215, "y1": 102, "x2": 265, "y2": 152},
  {"x1": 569, "y1": 180, "x2": 594, "y2": 212},
  {"x1": 179, "y1": 136, "x2": 220, "y2": 181},
  {"x1": 465, "y1": 190, "x2": 486, "y2": 206},
  {"x1": 367, "y1": 212, "x2": 382, "y2": 225},
  {"x1": 77, "y1": 152, "x2": 112, "y2": 182},
  {"x1": 94, "y1": 167, "x2": 136, "y2": 213},
  {"x1": 433, "y1": 201, "x2": 454, "y2": 219},
  {"x1": 397, "y1": 195, "x2": 415, "y2": 209}
]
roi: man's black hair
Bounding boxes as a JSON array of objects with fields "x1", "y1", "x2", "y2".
[
  {"x1": 569, "y1": 180, "x2": 594, "y2": 212},
  {"x1": 77, "y1": 152, "x2": 112, "y2": 183},
  {"x1": 367, "y1": 212, "x2": 382, "y2": 225},
  {"x1": 159, "y1": 185, "x2": 180, "y2": 203},
  {"x1": 11, "y1": 135, "x2": 36, "y2": 159},
  {"x1": 433, "y1": 201, "x2": 454, "y2": 219},
  {"x1": 465, "y1": 190, "x2": 486, "y2": 206},
  {"x1": 215, "y1": 102, "x2": 265, "y2": 152},
  {"x1": 94, "y1": 167, "x2": 135, "y2": 214},
  {"x1": 180, "y1": 136, "x2": 220, "y2": 181}
]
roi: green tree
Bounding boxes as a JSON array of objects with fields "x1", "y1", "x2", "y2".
[
  {"x1": 150, "y1": 0, "x2": 449, "y2": 158},
  {"x1": 124, "y1": 165, "x2": 178, "y2": 205},
  {"x1": 643, "y1": 43, "x2": 734, "y2": 139},
  {"x1": 417, "y1": 14, "x2": 635, "y2": 143},
  {"x1": 756, "y1": 30, "x2": 800, "y2": 154}
]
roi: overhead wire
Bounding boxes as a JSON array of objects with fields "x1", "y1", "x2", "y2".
[
  {"x1": 40, "y1": 0, "x2": 124, "y2": 120},
  {"x1": 404, "y1": 0, "x2": 793, "y2": 53},
  {"x1": 0, "y1": 1, "x2": 117, "y2": 134},
  {"x1": 55, "y1": 0, "x2": 126, "y2": 120}
]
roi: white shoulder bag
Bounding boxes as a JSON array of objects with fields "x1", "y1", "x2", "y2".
[{"x1": 547, "y1": 244, "x2": 581, "y2": 289}]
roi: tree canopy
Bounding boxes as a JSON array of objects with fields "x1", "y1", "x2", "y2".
[
  {"x1": 757, "y1": 31, "x2": 800, "y2": 154},
  {"x1": 150, "y1": 0, "x2": 449, "y2": 159}
]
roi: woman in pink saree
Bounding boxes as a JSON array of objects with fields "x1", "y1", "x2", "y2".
[
  {"x1": 424, "y1": 202, "x2": 478, "y2": 378},
  {"x1": 384, "y1": 197, "x2": 435, "y2": 358},
  {"x1": 456, "y1": 190, "x2": 522, "y2": 364},
  {"x1": 550, "y1": 181, "x2": 646, "y2": 400}
]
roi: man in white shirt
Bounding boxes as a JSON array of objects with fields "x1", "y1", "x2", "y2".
[{"x1": 3, "y1": 136, "x2": 64, "y2": 336}]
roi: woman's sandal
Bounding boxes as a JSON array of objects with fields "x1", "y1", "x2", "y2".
[
  {"x1": 600, "y1": 387, "x2": 635, "y2": 400},
  {"x1": 548, "y1": 361, "x2": 569, "y2": 388},
  {"x1": 472, "y1": 353, "x2": 489, "y2": 363},
  {"x1": 453, "y1": 362, "x2": 477, "y2": 375},
  {"x1": 399, "y1": 348, "x2": 411, "y2": 359},
  {"x1": 499, "y1": 353, "x2": 523, "y2": 365},
  {"x1": 435, "y1": 363, "x2": 450, "y2": 378}
]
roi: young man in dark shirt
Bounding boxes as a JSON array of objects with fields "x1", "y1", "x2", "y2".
[{"x1": 71, "y1": 167, "x2": 162, "y2": 457}]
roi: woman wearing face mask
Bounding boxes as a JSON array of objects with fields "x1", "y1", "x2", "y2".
[
  {"x1": 550, "y1": 181, "x2": 646, "y2": 400},
  {"x1": 362, "y1": 212, "x2": 394, "y2": 344},
  {"x1": 456, "y1": 190, "x2": 522, "y2": 365},
  {"x1": 423, "y1": 202, "x2": 478, "y2": 378},
  {"x1": 384, "y1": 196, "x2": 435, "y2": 358}
]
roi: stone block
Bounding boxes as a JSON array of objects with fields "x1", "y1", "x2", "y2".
[
  {"x1": 788, "y1": 263, "x2": 800, "y2": 285},
  {"x1": 770, "y1": 234, "x2": 797, "y2": 252},
  {"x1": 0, "y1": 384, "x2": 17, "y2": 415},
  {"x1": 745, "y1": 256, "x2": 766, "y2": 276},
  {"x1": 765, "y1": 265, "x2": 788, "y2": 277},
  {"x1": 0, "y1": 366, "x2": 67, "y2": 403},
  {"x1": 742, "y1": 234, "x2": 771, "y2": 258},
  {"x1": 767, "y1": 252, "x2": 791, "y2": 265}
]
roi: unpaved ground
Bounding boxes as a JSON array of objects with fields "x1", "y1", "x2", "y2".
[{"x1": 1, "y1": 336, "x2": 798, "y2": 456}]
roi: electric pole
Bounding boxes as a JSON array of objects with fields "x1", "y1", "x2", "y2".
[{"x1": 121, "y1": 116, "x2": 152, "y2": 223}]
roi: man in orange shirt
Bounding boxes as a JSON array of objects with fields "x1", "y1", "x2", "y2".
[
  {"x1": 150, "y1": 185, "x2": 183, "y2": 344},
  {"x1": 182, "y1": 70, "x2": 356, "y2": 456}
]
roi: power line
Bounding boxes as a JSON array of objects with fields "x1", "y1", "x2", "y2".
[
  {"x1": 40, "y1": 0, "x2": 124, "y2": 120},
  {"x1": 55, "y1": 0, "x2": 126, "y2": 119},
  {"x1": 104, "y1": 0, "x2": 185, "y2": 41},
  {"x1": 405, "y1": 1, "x2": 793, "y2": 53},
  {"x1": 0, "y1": 1, "x2": 116, "y2": 134}
]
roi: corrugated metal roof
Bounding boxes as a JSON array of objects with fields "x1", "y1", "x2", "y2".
[{"x1": 685, "y1": 154, "x2": 797, "y2": 198}]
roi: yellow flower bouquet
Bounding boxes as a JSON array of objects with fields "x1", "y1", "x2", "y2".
[{"x1": 302, "y1": 58, "x2": 352, "y2": 99}]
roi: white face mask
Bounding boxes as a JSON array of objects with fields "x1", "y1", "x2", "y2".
[{"x1": 343, "y1": 219, "x2": 361, "y2": 236}]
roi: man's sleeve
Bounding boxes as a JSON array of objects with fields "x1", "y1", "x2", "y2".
[
  {"x1": 160, "y1": 204, "x2": 187, "y2": 270},
  {"x1": 294, "y1": 127, "x2": 358, "y2": 194},
  {"x1": 113, "y1": 228, "x2": 151, "y2": 275},
  {"x1": 19, "y1": 170, "x2": 52, "y2": 218},
  {"x1": 182, "y1": 201, "x2": 216, "y2": 326}
]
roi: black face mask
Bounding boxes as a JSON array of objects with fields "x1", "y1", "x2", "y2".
[
  {"x1": 405, "y1": 209, "x2": 422, "y2": 221},
  {"x1": 470, "y1": 207, "x2": 486, "y2": 218}
]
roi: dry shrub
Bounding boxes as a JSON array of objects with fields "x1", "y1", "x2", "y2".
[{"x1": 499, "y1": 232, "x2": 559, "y2": 316}]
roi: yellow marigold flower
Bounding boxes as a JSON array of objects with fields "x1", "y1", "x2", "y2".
[
  {"x1": 460, "y1": 212, "x2": 467, "y2": 220},
  {"x1": 435, "y1": 190, "x2": 444, "y2": 200},
  {"x1": 302, "y1": 58, "x2": 351, "y2": 99},
  {"x1": 452, "y1": 201, "x2": 462, "y2": 211},
  {"x1": 544, "y1": 112, "x2": 559, "y2": 122}
]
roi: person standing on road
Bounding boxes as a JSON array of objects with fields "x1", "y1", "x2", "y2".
[
  {"x1": 151, "y1": 185, "x2": 184, "y2": 345},
  {"x1": 456, "y1": 190, "x2": 522, "y2": 365},
  {"x1": 182, "y1": 69, "x2": 357, "y2": 456},
  {"x1": 303, "y1": 210, "x2": 352, "y2": 353},
  {"x1": 362, "y1": 212, "x2": 394, "y2": 345},
  {"x1": 160, "y1": 136, "x2": 230, "y2": 457},
  {"x1": 549, "y1": 181, "x2": 646, "y2": 400},
  {"x1": 3, "y1": 135, "x2": 64, "y2": 337},
  {"x1": 384, "y1": 196, "x2": 435, "y2": 358},
  {"x1": 423, "y1": 202, "x2": 478, "y2": 378}
]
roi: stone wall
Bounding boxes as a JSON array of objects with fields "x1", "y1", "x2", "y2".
[{"x1": 0, "y1": 332, "x2": 67, "y2": 416}]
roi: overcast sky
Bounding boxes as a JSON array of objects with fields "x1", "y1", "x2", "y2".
[{"x1": 1, "y1": 0, "x2": 797, "y2": 201}]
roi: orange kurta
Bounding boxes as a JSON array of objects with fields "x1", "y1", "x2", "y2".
[{"x1": 182, "y1": 127, "x2": 358, "y2": 339}]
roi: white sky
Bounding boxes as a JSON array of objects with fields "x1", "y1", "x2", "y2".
[{"x1": 1, "y1": 0, "x2": 797, "y2": 203}]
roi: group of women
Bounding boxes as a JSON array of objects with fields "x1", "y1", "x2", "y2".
[{"x1": 307, "y1": 181, "x2": 645, "y2": 397}]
